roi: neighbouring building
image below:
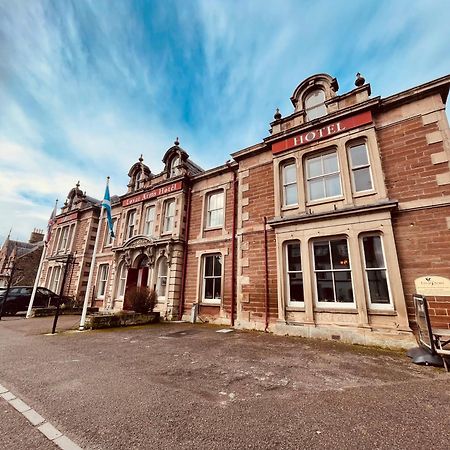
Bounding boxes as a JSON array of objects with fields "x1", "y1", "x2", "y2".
[
  {"x1": 38, "y1": 72, "x2": 450, "y2": 348},
  {"x1": 0, "y1": 229, "x2": 45, "y2": 287}
]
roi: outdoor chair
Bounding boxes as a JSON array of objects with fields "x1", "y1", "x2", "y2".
[{"x1": 413, "y1": 294, "x2": 450, "y2": 372}]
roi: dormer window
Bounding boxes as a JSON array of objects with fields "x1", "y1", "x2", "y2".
[
  {"x1": 134, "y1": 172, "x2": 142, "y2": 191},
  {"x1": 170, "y1": 156, "x2": 180, "y2": 177},
  {"x1": 305, "y1": 89, "x2": 327, "y2": 121}
]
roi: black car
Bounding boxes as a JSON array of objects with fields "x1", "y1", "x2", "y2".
[{"x1": 0, "y1": 286, "x2": 59, "y2": 315}]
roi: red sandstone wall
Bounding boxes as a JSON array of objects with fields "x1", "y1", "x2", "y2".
[
  {"x1": 240, "y1": 161, "x2": 278, "y2": 323},
  {"x1": 378, "y1": 115, "x2": 450, "y2": 329}
]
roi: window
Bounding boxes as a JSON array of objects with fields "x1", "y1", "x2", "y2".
[
  {"x1": 52, "y1": 228, "x2": 61, "y2": 255},
  {"x1": 362, "y1": 235, "x2": 391, "y2": 306},
  {"x1": 170, "y1": 156, "x2": 180, "y2": 177},
  {"x1": 58, "y1": 226, "x2": 69, "y2": 252},
  {"x1": 156, "y1": 257, "x2": 168, "y2": 299},
  {"x1": 144, "y1": 206, "x2": 155, "y2": 236},
  {"x1": 305, "y1": 89, "x2": 327, "y2": 121},
  {"x1": 49, "y1": 266, "x2": 62, "y2": 294},
  {"x1": 104, "y1": 218, "x2": 117, "y2": 246},
  {"x1": 306, "y1": 151, "x2": 341, "y2": 202},
  {"x1": 348, "y1": 142, "x2": 373, "y2": 193},
  {"x1": 163, "y1": 199, "x2": 175, "y2": 233},
  {"x1": 285, "y1": 242, "x2": 303, "y2": 304},
  {"x1": 313, "y1": 239, "x2": 353, "y2": 304},
  {"x1": 126, "y1": 210, "x2": 136, "y2": 240},
  {"x1": 134, "y1": 172, "x2": 142, "y2": 191},
  {"x1": 97, "y1": 264, "x2": 109, "y2": 298},
  {"x1": 202, "y1": 254, "x2": 222, "y2": 303},
  {"x1": 282, "y1": 161, "x2": 298, "y2": 207},
  {"x1": 117, "y1": 263, "x2": 127, "y2": 299},
  {"x1": 206, "y1": 191, "x2": 224, "y2": 228},
  {"x1": 46, "y1": 267, "x2": 53, "y2": 289}
]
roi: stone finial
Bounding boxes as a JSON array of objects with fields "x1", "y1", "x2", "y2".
[
  {"x1": 274, "y1": 108, "x2": 282, "y2": 121},
  {"x1": 355, "y1": 72, "x2": 365, "y2": 87},
  {"x1": 76, "y1": 180, "x2": 80, "y2": 189},
  {"x1": 139, "y1": 154, "x2": 143, "y2": 163},
  {"x1": 174, "y1": 137, "x2": 180, "y2": 146}
]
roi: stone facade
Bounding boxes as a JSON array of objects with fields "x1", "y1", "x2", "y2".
[{"x1": 39, "y1": 72, "x2": 450, "y2": 348}]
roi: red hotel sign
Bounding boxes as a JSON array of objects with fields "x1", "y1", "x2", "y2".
[
  {"x1": 122, "y1": 181, "x2": 183, "y2": 207},
  {"x1": 272, "y1": 111, "x2": 373, "y2": 155},
  {"x1": 56, "y1": 212, "x2": 78, "y2": 225}
]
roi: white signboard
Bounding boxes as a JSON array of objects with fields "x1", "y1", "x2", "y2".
[{"x1": 415, "y1": 276, "x2": 450, "y2": 297}]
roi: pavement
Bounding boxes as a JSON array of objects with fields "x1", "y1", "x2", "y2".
[{"x1": 0, "y1": 315, "x2": 449, "y2": 449}]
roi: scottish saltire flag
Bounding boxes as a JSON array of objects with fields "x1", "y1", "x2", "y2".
[
  {"x1": 102, "y1": 180, "x2": 115, "y2": 238},
  {"x1": 45, "y1": 200, "x2": 58, "y2": 244}
]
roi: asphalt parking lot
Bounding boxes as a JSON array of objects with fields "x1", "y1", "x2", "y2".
[{"x1": 0, "y1": 316, "x2": 449, "y2": 449}]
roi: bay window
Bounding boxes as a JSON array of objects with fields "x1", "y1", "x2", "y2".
[
  {"x1": 313, "y1": 239, "x2": 353, "y2": 304},
  {"x1": 362, "y1": 235, "x2": 391, "y2": 306},
  {"x1": 285, "y1": 241, "x2": 303, "y2": 304},
  {"x1": 282, "y1": 161, "x2": 298, "y2": 207},
  {"x1": 348, "y1": 142, "x2": 373, "y2": 193},
  {"x1": 306, "y1": 151, "x2": 341, "y2": 202}
]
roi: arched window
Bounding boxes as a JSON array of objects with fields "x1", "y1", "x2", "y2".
[
  {"x1": 170, "y1": 156, "x2": 180, "y2": 177},
  {"x1": 134, "y1": 172, "x2": 142, "y2": 191},
  {"x1": 305, "y1": 89, "x2": 327, "y2": 121},
  {"x1": 156, "y1": 257, "x2": 168, "y2": 299}
]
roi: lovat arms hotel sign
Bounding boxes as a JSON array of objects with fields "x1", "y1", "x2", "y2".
[
  {"x1": 272, "y1": 111, "x2": 373, "y2": 154},
  {"x1": 122, "y1": 181, "x2": 183, "y2": 207}
]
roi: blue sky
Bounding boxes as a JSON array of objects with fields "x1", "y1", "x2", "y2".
[{"x1": 1, "y1": 0, "x2": 450, "y2": 242}]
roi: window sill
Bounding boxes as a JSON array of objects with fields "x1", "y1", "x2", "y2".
[
  {"x1": 352, "y1": 190, "x2": 376, "y2": 199},
  {"x1": 286, "y1": 305, "x2": 305, "y2": 312},
  {"x1": 161, "y1": 231, "x2": 173, "y2": 236},
  {"x1": 368, "y1": 308, "x2": 396, "y2": 316},
  {"x1": 281, "y1": 204, "x2": 299, "y2": 212},
  {"x1": 306, "y1": 195, "x2": 344, "y2": 207},
  {"x1": 204, "y1": 226, "x2": 224, "y2": 232},
  {"x1": 200, "y1": 301, "x2": 221, "y2": 307},
  {"x1": 315, "y1": 307, "x2": 358, "y2": 314}
]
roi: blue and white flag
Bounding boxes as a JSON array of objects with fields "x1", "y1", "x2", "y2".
[{"x1": 102, "y1": 179, "x2": 115, "y2": 238}]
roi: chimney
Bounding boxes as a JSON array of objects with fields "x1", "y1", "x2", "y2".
[{"x1": 29, "y1": 228, "x2": 44, "y2": 244}]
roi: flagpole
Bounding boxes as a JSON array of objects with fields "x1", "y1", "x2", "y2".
[
  {"x1": 79, "y1": 178, "x2": 108, "y2": 330},
  {"x1": 26, "y1": 199, "x2": 58, "y2": 319}
]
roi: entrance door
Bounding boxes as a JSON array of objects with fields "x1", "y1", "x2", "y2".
[
  {"x1": 137, "y1": 266, "x2": 149, "y2": 288},
  {"x1": 123, "y1": 268, "x2": 138, "y2": 310}
]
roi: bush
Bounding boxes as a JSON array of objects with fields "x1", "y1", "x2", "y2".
[{"x1": 126, "y1": 287, "x2": 157, "y2": 314}]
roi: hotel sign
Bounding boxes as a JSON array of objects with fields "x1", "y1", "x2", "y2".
[
  {"x1": 122, "y1": 181, "x2": 183, "y2": 207},
  {"x1": 56, "y1": 212, "x2": 78, "y2": 225},
  {"x1": 272, "y1": 111, "x2": 373, "y2": 155},
  {"x1": 415, "y1": 276, "x2": 450, "y2": 297}
]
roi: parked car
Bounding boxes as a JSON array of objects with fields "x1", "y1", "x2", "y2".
[{"x1": 0, "y1": 286, "x2": 60, "y2": 315}]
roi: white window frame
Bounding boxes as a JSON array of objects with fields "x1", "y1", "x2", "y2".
[
  {"x1": 361, "y1": 234, "x2": 393, "y2": 309},
  {"x1": 58, "y1": 226, "x2": 69, "y2": 253},
  {"x1": 134, "y1": 171, "x2": 142, "y2": 191},
  {"x1": 281, "y1": 160, "x2": 298, "y2": 207},
  {"x1": 313, "y1": 238, "x2": 355, "y2": 308},
  {"x1": 104, "y1": 218, "x2": 117, "y2": 247},
  {"x1": 170, "y1": 156, "x2": 180, "y2": 177},
  {"x1": 285, "y1": 241, "x2": 304, "y2": 306},
  {"x1": 156, "y1": 256, "x2": 168, "y2": 300},
  {"x1": 348, "y1": 141, "x2": 374, "y2": 194},
  {"x1": 97, "y1": 264, "x2": 109, "y2": 298},
  {"x1": 201, "y1": 253, "x2": 222, "y2": 305},
  {"x1": 126, "y1": 210, "x2": 136, "y2": 240},
  {"x1": 206, "y1": 191, "x2": 224, "y2": 229},
  {"x1": 117, "y1": 263, "x2": 127, "y2": 299},
  {"x1": 144, "y1": 205, "x2": 155, "y2": 236},
  {"x1": 305, "y1": 89, "x2": 327, "y2": 121},
  {"x1": 306, "y1": 151, "x2": 342, "y2": 202},
  {"x1": 46, "y1": 266, "x2": 53, "y2": 289},
  {"x1": 52, "y1": 228, "x2": 61, "y2": 255},
  {"x1": 50, "y1": 265, "x2": 62, "y2": 294},
  {"x1": 163, "y1": 199, "x2": 175, "y2": 233}
]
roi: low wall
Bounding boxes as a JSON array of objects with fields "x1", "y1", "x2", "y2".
[
  {"x1": 85, "y1": 312, "x2": 160, "y2": 329},
  {"x1": 29, "y1": 307, "x2": 99, "y2": 317}
]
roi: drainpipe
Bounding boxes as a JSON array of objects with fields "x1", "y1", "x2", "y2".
[
  {"x1": 263, "y1": 216, "x2": 269, "y2": 332},
  {"x1": 230, "y1": 167, "x2": 238, "y2": 327},
  {"x1": 178, "y1": 181, "x2": 192, "y2": 321}
]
